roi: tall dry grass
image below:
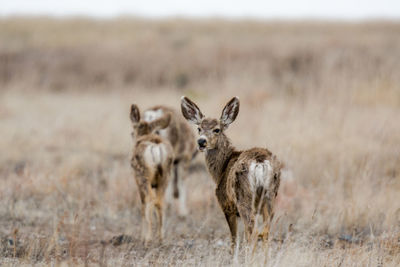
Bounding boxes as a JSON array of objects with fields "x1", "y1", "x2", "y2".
[{"x1": 0, "y1": 18, "x2": 400, "y2": 266}]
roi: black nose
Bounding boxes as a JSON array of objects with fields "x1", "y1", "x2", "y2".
[{"x1": 197, "y1": 138, "x2": 207, "y2": 147}]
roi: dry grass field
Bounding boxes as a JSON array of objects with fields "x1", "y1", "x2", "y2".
[{"x1": 1, "y1": 17, "x2": 400, "y2": 266}]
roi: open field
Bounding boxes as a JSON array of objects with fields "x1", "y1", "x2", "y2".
[{"x1": 1, "y1": 18, "x2": 400, "y2": 266}]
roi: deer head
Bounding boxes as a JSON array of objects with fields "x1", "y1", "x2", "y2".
[
  {"x1": 181, "y1": 96, "x2": 240, "y2": 151},
  {"x1": 130, "y1": 104, "x2": 171, "y2": 137}
]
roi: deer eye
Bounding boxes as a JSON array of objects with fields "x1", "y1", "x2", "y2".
[
  {"x1": 213, "y1": 128, "x2": 220, "y2": 133},
  {"x1": 197, "y1": 128, "x2": 201, "y2": 133}
]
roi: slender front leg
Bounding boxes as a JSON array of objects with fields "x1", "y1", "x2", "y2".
[{"x1": 224, "y1": 212, "x2": 238, "y2": 251}]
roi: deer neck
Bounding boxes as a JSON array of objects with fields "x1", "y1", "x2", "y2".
[{"x1": 205, "y1": 134, "x2": 236, "y2": 185}]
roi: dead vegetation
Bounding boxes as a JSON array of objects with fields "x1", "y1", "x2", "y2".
[{"x1": 0, "y1": 17, "x2": 400, "y2": 266}]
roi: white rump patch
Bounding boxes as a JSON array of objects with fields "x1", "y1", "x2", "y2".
[
  {"x1": 143, "y1": 144, "x2": 167, "y2": 166},
  {"x1": 248, "y1": 160, "x2": 273, "y2": 191}
]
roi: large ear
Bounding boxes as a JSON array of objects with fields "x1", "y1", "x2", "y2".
[
  {"x1": 149, "y1": 113, "x2": 171, "y2": 131},
  {"x1": 220, "y1": 97, "x2": 240, "y2": 129},
  {"x1": 181, "y1": 96, "x2": 204, "y2": 125},
  {"x1": 130, "y1": 104, "x2": 140, "y2": 123}
]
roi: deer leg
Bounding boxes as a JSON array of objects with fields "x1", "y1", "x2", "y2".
[
  {"x1": 237, "y1": 204, "x2": 257, "y2": 255},
  {"x1": 137, "y1": 184, "x2": 148, "y2": 243},
  {"x1": 155, "y1": 185, "x2": 166, "y2": 242},
  {"x1": 154, "y1": 201, "x2": 163, "y2": 242},
  {"x1": 144, "y1": 199, "x2": 153, "y2": 246},
  {"x1": 164, "y1": 168, "x2": 175, "y2": 215},
  {"x1": 165, "y1": 176, "x2": 173, "y2": 208},
  {"x1": 224, "y1": 212, "x2": 238, "y2": 252},
  {"x1": 172, "y1": 160, "x2": 180, "y2": 198},
  {"x1": 237, "y1": 204, "x2": 256, "y2": 242},
  {"x1": 177, "y1": 175, "x2": 188, "y2": 217},
  {"x1": 248, "y1": 214, "x2": 258, "y2": 255},
  {"x1": 260, "y1": 204, "x2": 273, "y2": 263},
  {"x1": 260, "y1": 204, "x2": 273, "y2": 243},
  {"x1": 156, "y1": 161, "x2": 172, "y2": 242},
  {"x1": 140, "y1": 201, "x2": 146, "y2": 239},
  {"x1": 175, "y1": 163, "x2": 189, "y2": 217}
]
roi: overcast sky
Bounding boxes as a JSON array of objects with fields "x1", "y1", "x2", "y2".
[{"x1": 1, "y1": 0, "x2": 400, "y2": 20}]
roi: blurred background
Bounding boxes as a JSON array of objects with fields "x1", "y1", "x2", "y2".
[{"x1": 0, "y1": 1, "x2": 400, "y2": 266}]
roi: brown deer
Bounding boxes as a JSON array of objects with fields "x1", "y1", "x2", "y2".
[
  {"x1": 181, "y1": 96, "x2": 282, "y2": 248},
  {"x1": 130, "y1": 104, "x2": 174, "y2": 244},
  {"x1": 142, "y1": 106, "x2": 197, "y2": 217}
]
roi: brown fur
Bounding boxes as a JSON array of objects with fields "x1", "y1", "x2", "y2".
[
  {"x1": 148, "y1": 106, "x2": 196, "y2": 160},
  {"x1": 130, "y1": 104, "x2": 174, "y2": 244},
  {"x1": 181, "y1": 97, "x2": 282, "y2": 249},
  {"x1": 144, "y1": 105, "x2": 197, "y2": 216}
]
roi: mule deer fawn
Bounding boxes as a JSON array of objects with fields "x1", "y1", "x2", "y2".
[
  {"x1": 181, "y1": 96, "x2": 282, "y2": 248},
  {"x1": 142, "y1": 106, "x2": 197, "y2": 216},
  {"x1": 130, "y1": 104, "x2": 174, "y2": 244}
]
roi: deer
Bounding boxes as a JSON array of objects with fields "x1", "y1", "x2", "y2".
[
  {"x1": 130, "y1": 104, "x2": 174, "y2": 244},
  {"x1": 142, "y1": 106, "x2": 197, "y2": 217},
  {"x1": 181, "y1": 96, "x2": 282, "y2": 250}
]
